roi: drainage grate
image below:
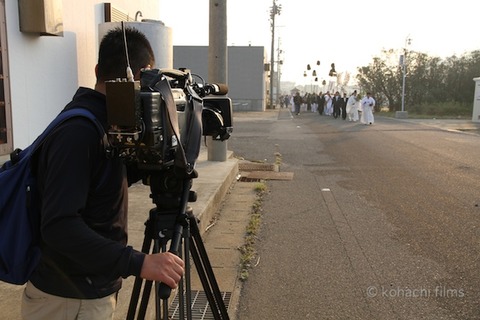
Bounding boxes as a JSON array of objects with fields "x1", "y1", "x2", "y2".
[
  {"x1": 169, "y1": 290, "x2": 231, "y2": 320},
  {"x1": 238, "y1": 176, "x2": 263, "y2": 182}
]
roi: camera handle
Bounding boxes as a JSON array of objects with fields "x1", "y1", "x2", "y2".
[{"x1": 152, "y1": 73, "x2": 201, "y2": 174}]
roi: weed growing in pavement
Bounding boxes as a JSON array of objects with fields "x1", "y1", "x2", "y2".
[
  {"x1": 238, "y1": 181, "x2": 267, "y2": 281},
  {"x1": 274, "y1": 144, "x2": 282, "y2": 166},
  {"x1": 253, "y1": 182, "x2": 267, "y2": 193},
  {"x1": 274, "y1": 152, "x2": 282, "y2": 166}
]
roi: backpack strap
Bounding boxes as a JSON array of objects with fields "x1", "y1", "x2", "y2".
[{"x1": 21, "y1": 109, "x2": 107, "y2": 162}]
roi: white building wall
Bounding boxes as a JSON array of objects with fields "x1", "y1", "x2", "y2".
[
  {"x1": 472, "y1": 77, "x2": 480, "y2": 122},
  {"x1": 5, "y1": 1, "x2": 159, "y2": 150}
]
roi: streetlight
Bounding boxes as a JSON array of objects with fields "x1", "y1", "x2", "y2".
[
  {"x1": 399, "y1": 36, "x2": 411, "y2": 117},
  {"x1": 328, "y1": 62, "x2": 337, "y2": 92},
  {"x1": 304, "y1": 60, "x2": 320, "y2": 93},
  {"x1": 269, "y1": 0, "x2": 281, "y2": 109}
]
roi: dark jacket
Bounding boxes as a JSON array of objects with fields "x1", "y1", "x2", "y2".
[
  {"x1": 30, "y1": 87, "x2": 144, "y2": 299},
  {"x1": 293, "y1": 94, "x2": 302, "y2": 106},
  {"x1": 333, "y1": 96, "x2": 343, "y2": 108}
]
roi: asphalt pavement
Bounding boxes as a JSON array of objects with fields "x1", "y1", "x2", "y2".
[{"x1": 230, "y1": 108, "x2": 480, "y2": 320}]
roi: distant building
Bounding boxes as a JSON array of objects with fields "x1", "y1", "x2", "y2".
[
  {"x1": 290, "y1": 87, "x2": 301, "y2": 95},
  {"x1": 280, "y1": 81, "x2": 296, "y2": 95},
  {"x1": 174, "y1": 46, "x2": 267, "y2": 112}
]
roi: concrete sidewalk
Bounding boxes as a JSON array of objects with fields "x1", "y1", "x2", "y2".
[{"x1": 393, "y1": 117, "x2": 480, "y2": 133}]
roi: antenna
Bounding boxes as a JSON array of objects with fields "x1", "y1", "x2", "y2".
[{"x1": 121, "y1": 21, "x2": 134, "y2": 82}]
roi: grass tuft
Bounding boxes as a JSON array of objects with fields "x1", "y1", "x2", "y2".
[{"x1": 238, "y1": 182, "x2": 267, "y2": 281}]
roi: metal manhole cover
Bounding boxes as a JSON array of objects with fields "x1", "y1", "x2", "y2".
[{"x1": 169, "y1": 290, "x2": 231, "y2": 320}]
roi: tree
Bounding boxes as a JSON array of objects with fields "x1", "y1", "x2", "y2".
[
  {"x1": 356, "y1": 49, "x2": 401, "y2": 111},
  {"x1": 356, "y1": 48, "x2": 480, "y2": 113}
]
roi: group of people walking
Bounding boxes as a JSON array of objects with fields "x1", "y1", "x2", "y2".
[{"x1": 283, "y1": 90, "x2": 376, "y2": 125}]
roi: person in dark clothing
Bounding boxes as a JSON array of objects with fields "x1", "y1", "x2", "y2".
[
  {"x1": 317, "y1": 91, "x2": 324, "y2": 115},
  {"x1": 21, "y1": 27, "x2": 184, "y2": 320},
  {"x1": 332, "y1": 91, "x2": 342, "y2": 119},
  {"x1": 341, "y1": 92, "x2": 348, "y2": 120},
  {"x1": 293, "y1": 91, "x2": 302, "y2": 115}
]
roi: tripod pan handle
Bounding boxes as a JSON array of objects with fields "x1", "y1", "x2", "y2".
[
  {"x1": 157, "y1": 235, "x2": 182, "y2": 300},
  {"x1": 158, "y1": 282, "x2": 172, "y2": 300}
]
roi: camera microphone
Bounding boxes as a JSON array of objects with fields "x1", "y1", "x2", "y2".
[{"x1": 204, "y1": 83, "x2": 228, "y2": 95}]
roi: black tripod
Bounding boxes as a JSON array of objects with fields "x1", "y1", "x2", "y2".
[{"x1": 126, "y1": 174, "x2": 230, "y2": 320}]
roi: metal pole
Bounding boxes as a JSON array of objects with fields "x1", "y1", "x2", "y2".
[
  {"x1": 269, "y1": 0, "x2": 276, "y2": 109},
  {"x1": 401, "y1": 36, "x2": 411, "y2": 113},
  {"x1": 208, "y1": 0, "x2": 227, "y2": 161},
  {"x1": 276, "y1": 37, "x2": 281, "y2": 107},
  {"x1": 401, "y1": 62, "x2": 406, "y2": 112}
]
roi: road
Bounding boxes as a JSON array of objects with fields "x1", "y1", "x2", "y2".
[{"x1": 232, "y1": 109, "x2": 480, "y2": 320}]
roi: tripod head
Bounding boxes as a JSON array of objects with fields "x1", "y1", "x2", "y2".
[{"x1": 146, "y1": 167, "x2": 198, "y2": 210}]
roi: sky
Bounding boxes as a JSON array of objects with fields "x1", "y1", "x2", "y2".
[{"x1": 158, "y1": 0, "x2": 479, "y2": 85}]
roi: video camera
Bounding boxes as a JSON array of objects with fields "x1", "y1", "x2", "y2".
[{"x1": 105, "y1": 68, "x2": 233, "y2": 173}]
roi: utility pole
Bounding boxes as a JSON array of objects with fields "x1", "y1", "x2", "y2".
[
  {"x1": 397, "y1": 36, "x2": 411, "y2": 119},
  {"x1": 208, "y1": 0, "x2": 228, "y2": 160},
  {"x1": 269, "y1": 0, "x2": 281, "y2": 109},
  {"x1": 276, "y1": 38, "x2": 282, "y2": 106}
]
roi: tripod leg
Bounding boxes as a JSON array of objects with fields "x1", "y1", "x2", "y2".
[
  {"x1": 183, "y1": 223, "x2": 191, "y2": 320},
  {"x1": 154, "y1": 239, "x2": 169, "y2": 320},
  {"x1": 137, "y1": 280, "x2": 153, "y2": 320},
  {"x1": 127, "y1": 216, "x2": 155, "y2": 320},
  {"x1": 157, "y1": 179, "x2": 192, "y2": 300},
  {"x1": 127, "y1": 212, "x2": 174, "y2": 320},
  {"x1": 127, "y1": 276, "x2": 148, "y2": 320},
  {"x1": 168, "y1": 219, "x2": 191, "y2": 320},
  {"x1": 189, "y1": 216, "x2": 230, "y2": 320},
  {"x1": 189, "y1": 240, "x2": 222, "y2": 320}
]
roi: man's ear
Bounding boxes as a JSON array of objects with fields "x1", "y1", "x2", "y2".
[
  {"x1": 95, "y1": 64, "x2": 99, "y2": 78},
  {"x1": 134, "y1": 64, "x2": 151, "y2": 80}
]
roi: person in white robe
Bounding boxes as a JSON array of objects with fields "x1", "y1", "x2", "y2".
[
  {"x1": 311, "y1": 93, "x2": 318, "y2": 113},
  {"x1": 324, "y1": 92, "x2": 333, "y2": 115},
  {"x1": 346, "y1": 90, "x2": 359, "y2": 121},
  {"x1": 360, "y1": 92, "x2": 375, "y2": 125}
]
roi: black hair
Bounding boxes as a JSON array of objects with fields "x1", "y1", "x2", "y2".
[{"x1": 97, "y1": 27, "x2": 155, "y2": 82}]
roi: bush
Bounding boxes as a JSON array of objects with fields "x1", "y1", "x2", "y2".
[{"x1": 408, "y1": 102, "x2": 471, "y2": 118}]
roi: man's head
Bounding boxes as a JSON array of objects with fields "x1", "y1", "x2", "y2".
[{"x1": 96, "y1": 27, "x2": 155, "y2": 86}]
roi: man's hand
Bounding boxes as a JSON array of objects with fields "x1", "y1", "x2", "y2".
[{"x1": 140, "y1": 252, "x2": 185, "y2": 289}]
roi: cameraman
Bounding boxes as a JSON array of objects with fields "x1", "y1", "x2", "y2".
[{"x1": 21, "y1": 27, "x2": 184, "y2": 320}]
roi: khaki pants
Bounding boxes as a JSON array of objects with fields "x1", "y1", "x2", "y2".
[{"x1": 21, "y1": 281, "x2": 117, "y2": 320}]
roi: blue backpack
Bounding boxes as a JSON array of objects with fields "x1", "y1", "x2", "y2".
[{"x1": 0, "y1": 108, "x2": 105, "y2": 285}]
